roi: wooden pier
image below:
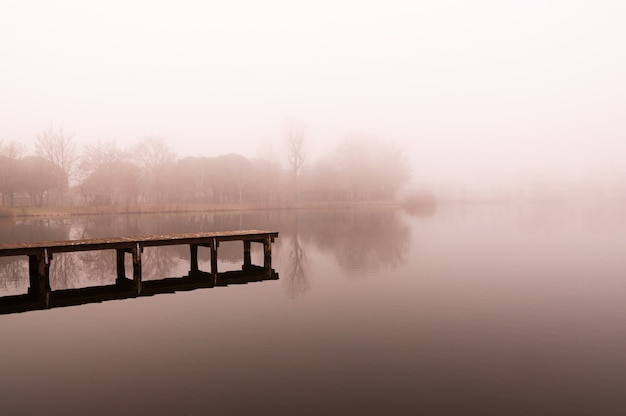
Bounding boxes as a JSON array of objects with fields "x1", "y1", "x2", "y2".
[{"x1": 0, "y1": 230, "x2": 279, "y2": 308}]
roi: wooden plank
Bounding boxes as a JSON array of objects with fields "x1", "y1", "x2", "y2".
[{"x1": 0, "y1": 230, "x2": 278, "y2": 257}]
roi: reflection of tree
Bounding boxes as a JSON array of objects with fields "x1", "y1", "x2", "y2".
[
  {"x1": 0, "y1": 257, "x2": 28, "y2": 293},
  {"x1": 2, "y1": 218, "x2": 71, "y2": 245},
  {"x1": 285, "y1": 232, "x2": 308, "y2": 298},
  {"x1": 3, "y1": 208, "x2": 410, "y2": 297},
  {"x1": 74, "y1": 212, "x2": 266, "y2": 240},
  {"x1": 277, "y1": 212, "x2": 309, "y2": 298},
  {"x1": 403, "y1": 191, "x2": 437, "y2": 218},
  {"x1": 76, "y1": 250, "x2": 120, "y2": 287},
  {"x1": 1, "y1": 217, "x2": 75, "y2": 292},
  {"x1": 47, "y1": 246, "x2": 180, "y2": 289},
  {"x1": 140, "y1": 246, "x2": 178, "y2": 280},
  {"x1": 49, "y1": 252, "x2": 85, "y2": 290},
  {"x1": 77, "y1": 215, "x2": 144, "y2": 240},
  {"x1": 304, "y1": 209, "x2": 410, "y2": 276}
]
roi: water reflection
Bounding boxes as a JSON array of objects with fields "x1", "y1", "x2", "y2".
[
  {"x1": 0, "y1": 257, "x2": 27, "y2": 294},
  {"x1": 1, "y1": 206, "x2": 626, "y2": 415},
  {"x1": 284, "y1": 214, "x2": 309, "y2": 298},
  {"x1": 0, "y1": 217, "x2": 72, "y2": 244},
  {"x1": 0, "y1": 266, "x2": 278, "y2": 315},
  {"x1": 2, "y1": 209, "x2": 413, "y2": 296},
  {"x1": 303, "y1": 209, "x2": 411, "y2": 276},
  {"x1": 0, "y1": 246, "x2": 183, "y2": 295}
]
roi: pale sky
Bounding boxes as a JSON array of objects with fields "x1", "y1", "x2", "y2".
[{"x1": 1, "y1": 0, "x2": 625, "y2": 187}]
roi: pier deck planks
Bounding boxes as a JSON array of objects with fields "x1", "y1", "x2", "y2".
[{"x1": 0, "y1": 230, "x2": 279, "y2": 257}]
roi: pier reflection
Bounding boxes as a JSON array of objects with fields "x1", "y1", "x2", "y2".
[{"x1": 0, "y1": 265, "x2": 278, "y2": 315}]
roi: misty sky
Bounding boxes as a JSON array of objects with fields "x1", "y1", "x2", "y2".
[{"x1": 2, "y1": 0, "x2": 625, "y2": 187}]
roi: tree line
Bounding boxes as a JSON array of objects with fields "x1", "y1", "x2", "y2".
[{"x1": 1, "y1": 126, "x2": 411, "y2": 208}]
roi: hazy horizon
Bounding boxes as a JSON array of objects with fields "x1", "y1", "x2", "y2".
[{"x1": 2, "y1": 0, "x2": 625, "y2": 189}]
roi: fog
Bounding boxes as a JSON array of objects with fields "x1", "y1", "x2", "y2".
[{"x1": 2, "y1": 0, "x2": 625, "y2": 193}]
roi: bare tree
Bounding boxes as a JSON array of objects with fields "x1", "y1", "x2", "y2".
[
  {"x1": 0, "y1": 139, "x2": 24, "y2": 158},
  {"x1": 284, "y1": 121, "x2": 307, "y2": 200},
  {"x1": 216, "y1": 153, "x2": 252, "y2": 203},
  {"x1": 79, "y1": 139, "x2": 129, "y2": 173},
  {"x1": 0, "y1": 139, "x2": 25, "y2": 207},
  {"x1": 172, "y1": 156, "x2": 215, "y2": 203},
  {"x1": 19, "y1": 156, "x2": 67, "y2": 206},
  {"x1": 133, "y1": 136, "x2": 176, "y2": 168},
  {"x1": 77, "y1": 140, "x2": 131, "y2": 204},
  {"x1": 35, "y1": 125, "x2": 78, "y2": 186},
  {"x1": 81, "y1": 161, "x2": 141, "y2": 208},
  {"x1": 132, "y1": 136, "x2": 177, "y2": 203}
]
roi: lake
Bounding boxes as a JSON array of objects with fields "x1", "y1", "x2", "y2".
[{"x1": 1, "y1": 204, "x2": 625, "y2": 415}]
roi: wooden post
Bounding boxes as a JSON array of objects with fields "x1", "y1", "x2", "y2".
[
  {"x1": 243, "y1": 240, "x2": 251, "y2": 270},
  {"x1": 190, "y1": 244, "x2": 198, "y2": 274},
  {"x1": 116, "y1": 249, "x2": 126, "y2": 283},
  {"x1": 27, "y1": 250, "x2": 52, "y2": 304},
  {"x1": 263, "y1": 237, "x2": 272, "y2": 270},
  {"x1": 132, "y1": 243, "x2": 142, "y2": 293},
  {"x1": 210, "y1": 238, "x2": 218, "y2": 276},
  {"x1": 28, "y1": 254, "x2": 39, "y2": 297}
]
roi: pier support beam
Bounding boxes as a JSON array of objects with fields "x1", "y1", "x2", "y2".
[
  {"x1": 132, "y1": 244, "x2": 142, "y2": 293},
  {"x1": 28, "y1": 254, "x2": 39, "y2": 296},
  {"x1": 116, "y1": 249, "x2": 126, "y2": 283},
  {"x1": 243, "y1": 240, "x2": 251, "y2": 270},
  {"x1": 27, "y1": 250, "x2": 52, "y2": 305},
  {"x1": 263, "y1": 237, "x2": 272, "y2": 270},
  {"x1": 190, "y1": 244, "x2": 199, "y2": 274},
  {"x1": 210, "y1": 238, "x2": 218, "y2": 276}
]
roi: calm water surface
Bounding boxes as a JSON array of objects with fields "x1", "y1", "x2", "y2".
[{"x1": 1, "y1": 205, "x2": 625, "y2": 415}]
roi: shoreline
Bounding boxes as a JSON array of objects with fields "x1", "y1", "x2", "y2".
[{"x1": 0, "y1": 200, "x2": 404, "y2": 219}]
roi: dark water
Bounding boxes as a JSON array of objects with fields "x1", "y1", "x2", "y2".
[{"x1": 1, "y1": 204, "x2": 625, "y2": 415}]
